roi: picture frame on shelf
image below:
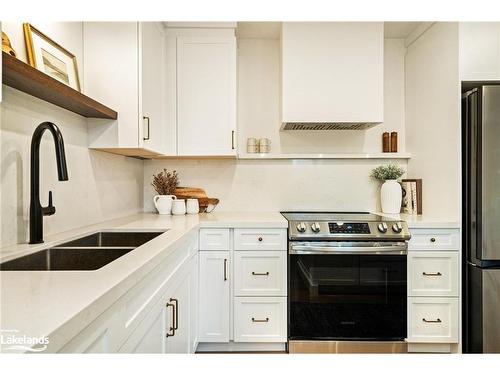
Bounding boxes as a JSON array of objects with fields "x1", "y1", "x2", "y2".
[
  {"x1": 401, "y1": 179, "x2": 422, "y2": 215},
  {"x1": 23, "y1": 23, "x2": 81, "y2": 91}
]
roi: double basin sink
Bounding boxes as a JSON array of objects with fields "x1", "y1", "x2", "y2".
[{"x1": 0, "y1": 231, "x2": 163, "y2": 271}]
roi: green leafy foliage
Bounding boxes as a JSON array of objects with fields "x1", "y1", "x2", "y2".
[{"x1": 370, "y1": 164, "x2": 405, "y2": 181}]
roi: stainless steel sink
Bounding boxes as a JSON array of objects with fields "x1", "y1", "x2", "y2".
[
  {"x1": 57, "y1": 231, "x2": 163, "y2": 248},
  {"x1": 0, "y1": 231, "x2": 164, "y2": 271}
]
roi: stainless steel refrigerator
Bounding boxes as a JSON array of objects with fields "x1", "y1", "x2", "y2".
[{"x1": 462, "y1": 83, "x2": 500, "y2": 353}]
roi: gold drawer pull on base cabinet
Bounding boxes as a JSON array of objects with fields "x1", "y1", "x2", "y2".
[
  {"x1": 251, "y1": 271, "x2": 270, "y2": 276},
  {"x1": 252, "y1": 318, "x2": 269, "y2": 323},
  {"x1": 422, "y1": 318, "x2": 442, "y2": 323}
]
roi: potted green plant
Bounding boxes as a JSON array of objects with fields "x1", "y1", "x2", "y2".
[
  {"x1": 151, "y1": 169, "x2": 179, "y2": 215},
  {"x1": 371, "y1": 164, "x2": 405, "y2": 214}
]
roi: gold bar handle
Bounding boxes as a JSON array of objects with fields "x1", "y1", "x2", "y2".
[
  {"x1": 143, "y1": 116, "x2": 150, "y2": 141},
  {"x1": 252, "y1": 271, "x2": 269, "y2": 276},
  {"x1": 251, "y1": 318, "x2": 269, "y2": 323},
  {"x1": 170, "y1": 298, "x2": 179, "y2": 331},
  {"x1": 166, "y1": 301, "x2": 176, "y2": 337},
  {"x1": 422, "y1": 318, "x2": 442, "y2": 323},
  {"x1": 423, "y1": 272, "x2": 442, "y2": 276}
]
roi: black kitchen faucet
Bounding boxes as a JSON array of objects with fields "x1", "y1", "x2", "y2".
[{"x1": 29, "y1": 122, "x2": 68, "y2": 244}]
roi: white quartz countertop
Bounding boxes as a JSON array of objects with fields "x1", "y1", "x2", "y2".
[
  {"x1": 0, "y1": 212, "x2": 287, "y2": 353},
  {"x1": 378, "y1": 212, "x2": 461, "y2": 229}
]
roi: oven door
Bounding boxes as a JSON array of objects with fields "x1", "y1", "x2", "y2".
[{"x1": 288, "y1": 241, "x2": 407, "y2": 341}]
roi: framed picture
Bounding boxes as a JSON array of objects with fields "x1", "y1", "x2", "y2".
[
  {"x1": 23, "y1": 23, "x2": 81, "y2": 91},
  {"x1": 401, "y1": 179, "x2": 423, "y2": 215}
]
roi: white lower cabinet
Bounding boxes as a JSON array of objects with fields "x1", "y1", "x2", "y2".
[
  {"x1": 408, "y1": 297, "x2": 459, "y2": 343},
  {"x1": 234, "y1": 251, "x2": 287, "y2": 296},
  {"x1": 197, "y1": 228, "x2": 287, "y2": 348},
  {"x1": 234, "y1": 297, "x2": 287, "y2": 342},
  {"x1": 198, "y1": 251, "x2": 230, "y2": 342},
  {"x1": 408, "y1": 252, "x2": 459, "y2": 297},
  {"x1": 119, "y1": 254, "x2": 198, "y2": 353},
  {"x1": 58, "y1": 231, "x2": 199, "y2": 354},
  {"x1": 406, "y1": 226, "x2": 460, "y2": 351}
]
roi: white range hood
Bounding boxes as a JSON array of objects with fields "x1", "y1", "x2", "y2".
[{"x1": 281, "y1": 22, "x2": 384, "y2": 130}]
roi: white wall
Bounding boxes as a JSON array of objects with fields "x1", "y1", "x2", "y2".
[
  {"x1": 1, "y1": 23, "x2": 144, "y2": 247},
  {"x1": 405, "y1": 22, "x2": 461, "y2": 219},
  {"x1": 237, "y1": 38, "x2": 406, "y2": 154},
  {"x1": 459, "y1": 22, "x2": 500, "y2": 81},
  {"x1": 144, "y1": 158, "x2": 407, "y2": 213}
]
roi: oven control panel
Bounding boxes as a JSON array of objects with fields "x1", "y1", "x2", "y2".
[
  {"x1": 289, "y1": 220, "x2": 411, "y2": 240},
  {"x1": 328, "y1": 222, "x2": 370, "y2": 234}
]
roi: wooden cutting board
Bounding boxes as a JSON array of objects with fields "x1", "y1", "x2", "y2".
[
  {"x1": 173, "y1": 187, "x2": 219, "y2": 212},
  {"x1": 174, "y1": 187, "x2": 207, "y2": 199}
]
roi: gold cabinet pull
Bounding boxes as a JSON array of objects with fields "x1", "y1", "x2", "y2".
[
  {"x1": 143, "y1": 116, "x2": 150, "y2": 141},
  {"x1": 223, "y1": 258, "x2": 227, "y2": 281},
  {"x1": 252, "y1": 271, "x2": 269, "y2": 276},
  {"x1": 422, "y1": 272, "x2": 442, "y2": 276},
  {"x1": 171, "y1": 298, "x2": 179, "y2": 331},
  {"x1": 252, "y1": 318, "x2": 269, "y2": 323},
  {"x1": 166, "y1": 300, "x2": 176, "y2": 337},
  {"x1": 422, "y1": 318, "x2": 442, "y2": 323}
]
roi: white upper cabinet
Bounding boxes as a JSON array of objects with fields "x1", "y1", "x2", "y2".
[
  {"x1": 84, "y1": 22, "x2": 167, "y2": 156},
  {"x1": 166, "y1": 27, "x2": 237, "y2": 156},
  {"x1": 460, "y1": 22, "x2": 500, "y2": 81},
  {"x1": 281, "y1": 22, "x2": 384, "y2": 125}
]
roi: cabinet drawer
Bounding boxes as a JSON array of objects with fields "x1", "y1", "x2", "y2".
[
  {"x1": 234, "y1": 229, "x2": 286, "y2": 251},
  {"x1": 408, "y1": 252, "x2": 459, "y2": 297},
  {"x1": 234, "y1": 251, "x2": 287, "y2": 296},
  {"x1": 408, "y1": 297, "x2": 459, "y2": 343},
  {"x1": 234, "y1": 297, "x2": 287, "y2": 342},
  {"x1": 199, "y1": 229, "x2": 230, "y2": 250},
  {"x1": 408, "y1": 228, "x2": 459, "y2": 251}
]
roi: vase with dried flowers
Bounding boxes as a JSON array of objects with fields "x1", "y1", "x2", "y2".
[
  {"x1": 371, "y1": 164, "x2": 405, "y2": 214},
  {"x1": 151, "y1": 169, "x2": 179, "y2": 215}
]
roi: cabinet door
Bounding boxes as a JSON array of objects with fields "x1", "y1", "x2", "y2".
[
  {"x1": 119, "y1": 297, "x2": 168, "y2": 353},
  {"x1": 140, "y1": 22, "x2": 167, "y2": 154},
  {"x1": 84, "y1": 22, "x2": 140, "y2": 149},
  {"x1": 176, "y1": 36, "x2": 236, "y2": 156},
  {"x1": 165, "y1": 269, "x2": 191, "y2": 353},
  {"x1": 198, "y1": 251, "x2": 230, "y2": 342}
]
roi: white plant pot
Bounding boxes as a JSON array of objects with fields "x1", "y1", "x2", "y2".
[
  {"x1": 153, "y1": 195, "x2": 177, "y2": 215},
  {"x1": 380, "y1": 180, "x2": 402, "y2": 214}
]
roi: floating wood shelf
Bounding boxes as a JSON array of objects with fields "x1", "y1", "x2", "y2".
[{"x1": 2, "y1": 51, "x2": 117, "y2": 119}]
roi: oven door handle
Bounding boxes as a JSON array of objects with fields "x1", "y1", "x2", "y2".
[{"x1": 289, "y1": 242, "x2": 408, "y2": 255}]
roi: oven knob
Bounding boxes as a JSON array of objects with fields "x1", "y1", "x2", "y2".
[
  {"x1": 311, "y1": 222, "x2": 321, "y2": 233},
  {"x1": 392, "y1": 222, "x2": 403, "y2": 233},
  {"x1": 296, "y1": 222, "x2": 307, "y2": 233},
  {"x1": 378, "y1": 222, "x2": 388, "y2": 233}
]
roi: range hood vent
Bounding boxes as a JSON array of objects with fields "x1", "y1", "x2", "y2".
[{"x1": 281, "y1": 122, "x2": 379, "y2": 131}]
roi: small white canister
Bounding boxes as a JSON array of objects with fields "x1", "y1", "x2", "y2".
[
  {"x1": 172, "y1": 199, "x2": 187, "y2": 215},
  {"x1": 186, "y1": 198, "x2": 200, "y2": 214},
  {"x1": 259, "y1": 138, "x2": 271, "y2": 153},
  {"x1": 247, "y1": 138, "x2": 258, "y2": 153}
]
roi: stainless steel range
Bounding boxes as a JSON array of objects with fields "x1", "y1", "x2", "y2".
[{"x1": 281, "y1": 212, "x2": 411, "y2": 354}]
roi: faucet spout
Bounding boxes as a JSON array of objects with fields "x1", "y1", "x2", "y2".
[{"x1": 29, "y1": 122, "x2": 69, "y2": 244}]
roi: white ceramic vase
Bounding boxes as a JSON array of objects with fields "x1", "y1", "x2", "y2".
[
  {"x1": 153, "y1": 195, "x2": 176, "y2": 215},
  {"x1": 380, "y1": 180, "x2": 402, "y2": 214}
]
